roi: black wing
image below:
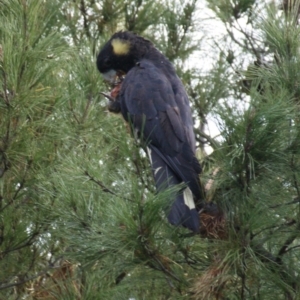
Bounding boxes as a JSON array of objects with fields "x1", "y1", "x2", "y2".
[{"x1": 119, "y1": 59, "x2": 203, "y2": 232}]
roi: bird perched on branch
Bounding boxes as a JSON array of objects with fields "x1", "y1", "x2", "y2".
[{"x1": 97, "y1": 31, "x2": 205, "y2": 233}]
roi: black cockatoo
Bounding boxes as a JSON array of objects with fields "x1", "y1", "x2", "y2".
[{"x1": 97, "y1": 31, "x2": 205, "y2": 232}]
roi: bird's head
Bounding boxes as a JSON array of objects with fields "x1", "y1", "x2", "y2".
[{"x1": 97, "y1": 31, "x2": 151, "y2": 84}]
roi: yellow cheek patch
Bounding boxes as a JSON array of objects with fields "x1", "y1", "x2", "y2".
[{"x1": 111, "y1": 38, "x2": 130, "y2": 55}]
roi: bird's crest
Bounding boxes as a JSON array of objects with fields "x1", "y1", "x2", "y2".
[{"x1": 111, "y1": 38, "x2": 130, "y2": 55}]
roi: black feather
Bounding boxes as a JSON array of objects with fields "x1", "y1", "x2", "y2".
[{"x1": 97, "y1": 32, "x2": 204, "y2": 232}]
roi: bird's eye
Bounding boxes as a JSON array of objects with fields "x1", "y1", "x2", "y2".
[{"x1": 103, "y1": 57, "x2": 111, "y2": 68}]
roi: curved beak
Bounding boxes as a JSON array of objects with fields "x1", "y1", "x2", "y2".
[{"x1": 102, "y1": 69, "x2": 117, "y2": 84}]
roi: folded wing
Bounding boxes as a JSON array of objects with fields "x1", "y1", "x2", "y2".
[{"x1": 119, "y1": 60, "x2": 203, "y2": 232}]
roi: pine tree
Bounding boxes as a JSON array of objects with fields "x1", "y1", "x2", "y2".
[
  {"x1": 0, "y1": 0, "x2": 73, "y2": 296},
  {"x1": 1, "y1": 0, "x2": 300, "y2": 299}
]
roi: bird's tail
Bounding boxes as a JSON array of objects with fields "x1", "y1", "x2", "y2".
[{"x1": 147, "y1": 146, "x2": 200, "y2": 232}]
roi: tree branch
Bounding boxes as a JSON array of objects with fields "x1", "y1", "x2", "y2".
[
  {"x1": 79, "y1": 0, "x2": 91, "y2": 39},
  {"x1": 84, "y1": 170, "x2": 133, "y2": 203},
  {"x1": 0, "y1": 257, "x2": 63, "y2": 291}
]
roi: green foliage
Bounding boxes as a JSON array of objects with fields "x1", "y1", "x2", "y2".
[
  {"x1": 207, "y1": 0, "x2": 256, "y2": 22},
  {"x1": 1, "y1": 0, "x2": 300, "y2": 299}
]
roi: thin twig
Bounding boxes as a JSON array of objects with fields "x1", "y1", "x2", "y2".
[
  {"x1": 0, "y1": 256, "x2": 63, "y2": 291},
  {"x1": 284, "y1": 244, "x2": 300, "y2": 253},
  {"x1": 253, "y1": 243, "x2": 296, "y2": 296},
  {"x1": 84, "y1": 170, "x2": 133, "y2": 202},
  {"x1": 0, "y1": 159, "x2": 32, "y2": 213},
  {"x1": 1, "y1": 231, "x2": 39, "y2": 256},
  {"x1": 81, "y1": 94, "x2": 93, "y2": 123},
  {"x1": 100, "y1": 92, "x2": 114, "y2": 102},
  {"x1": 234, "y1": 19, "x2": 262, "y2": 61},
  {"x1": 194, "y1": 128, "x2": 220, "y2": 150},
  {"x1": 79, "y1": 0, "x2": 91, "y2": 39},
  {"x1": 84, "y1": 170, "x2": 118, "y2": 196},
  {"x1": 277, "y1": 231, "x2": 300, "y2": 258},
  {"x1": 270, "y1": 198, "x2": 300, "y2": 209},
  {"x1": 252, "y1": 219, "x2": 296, "y2": 238}
]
